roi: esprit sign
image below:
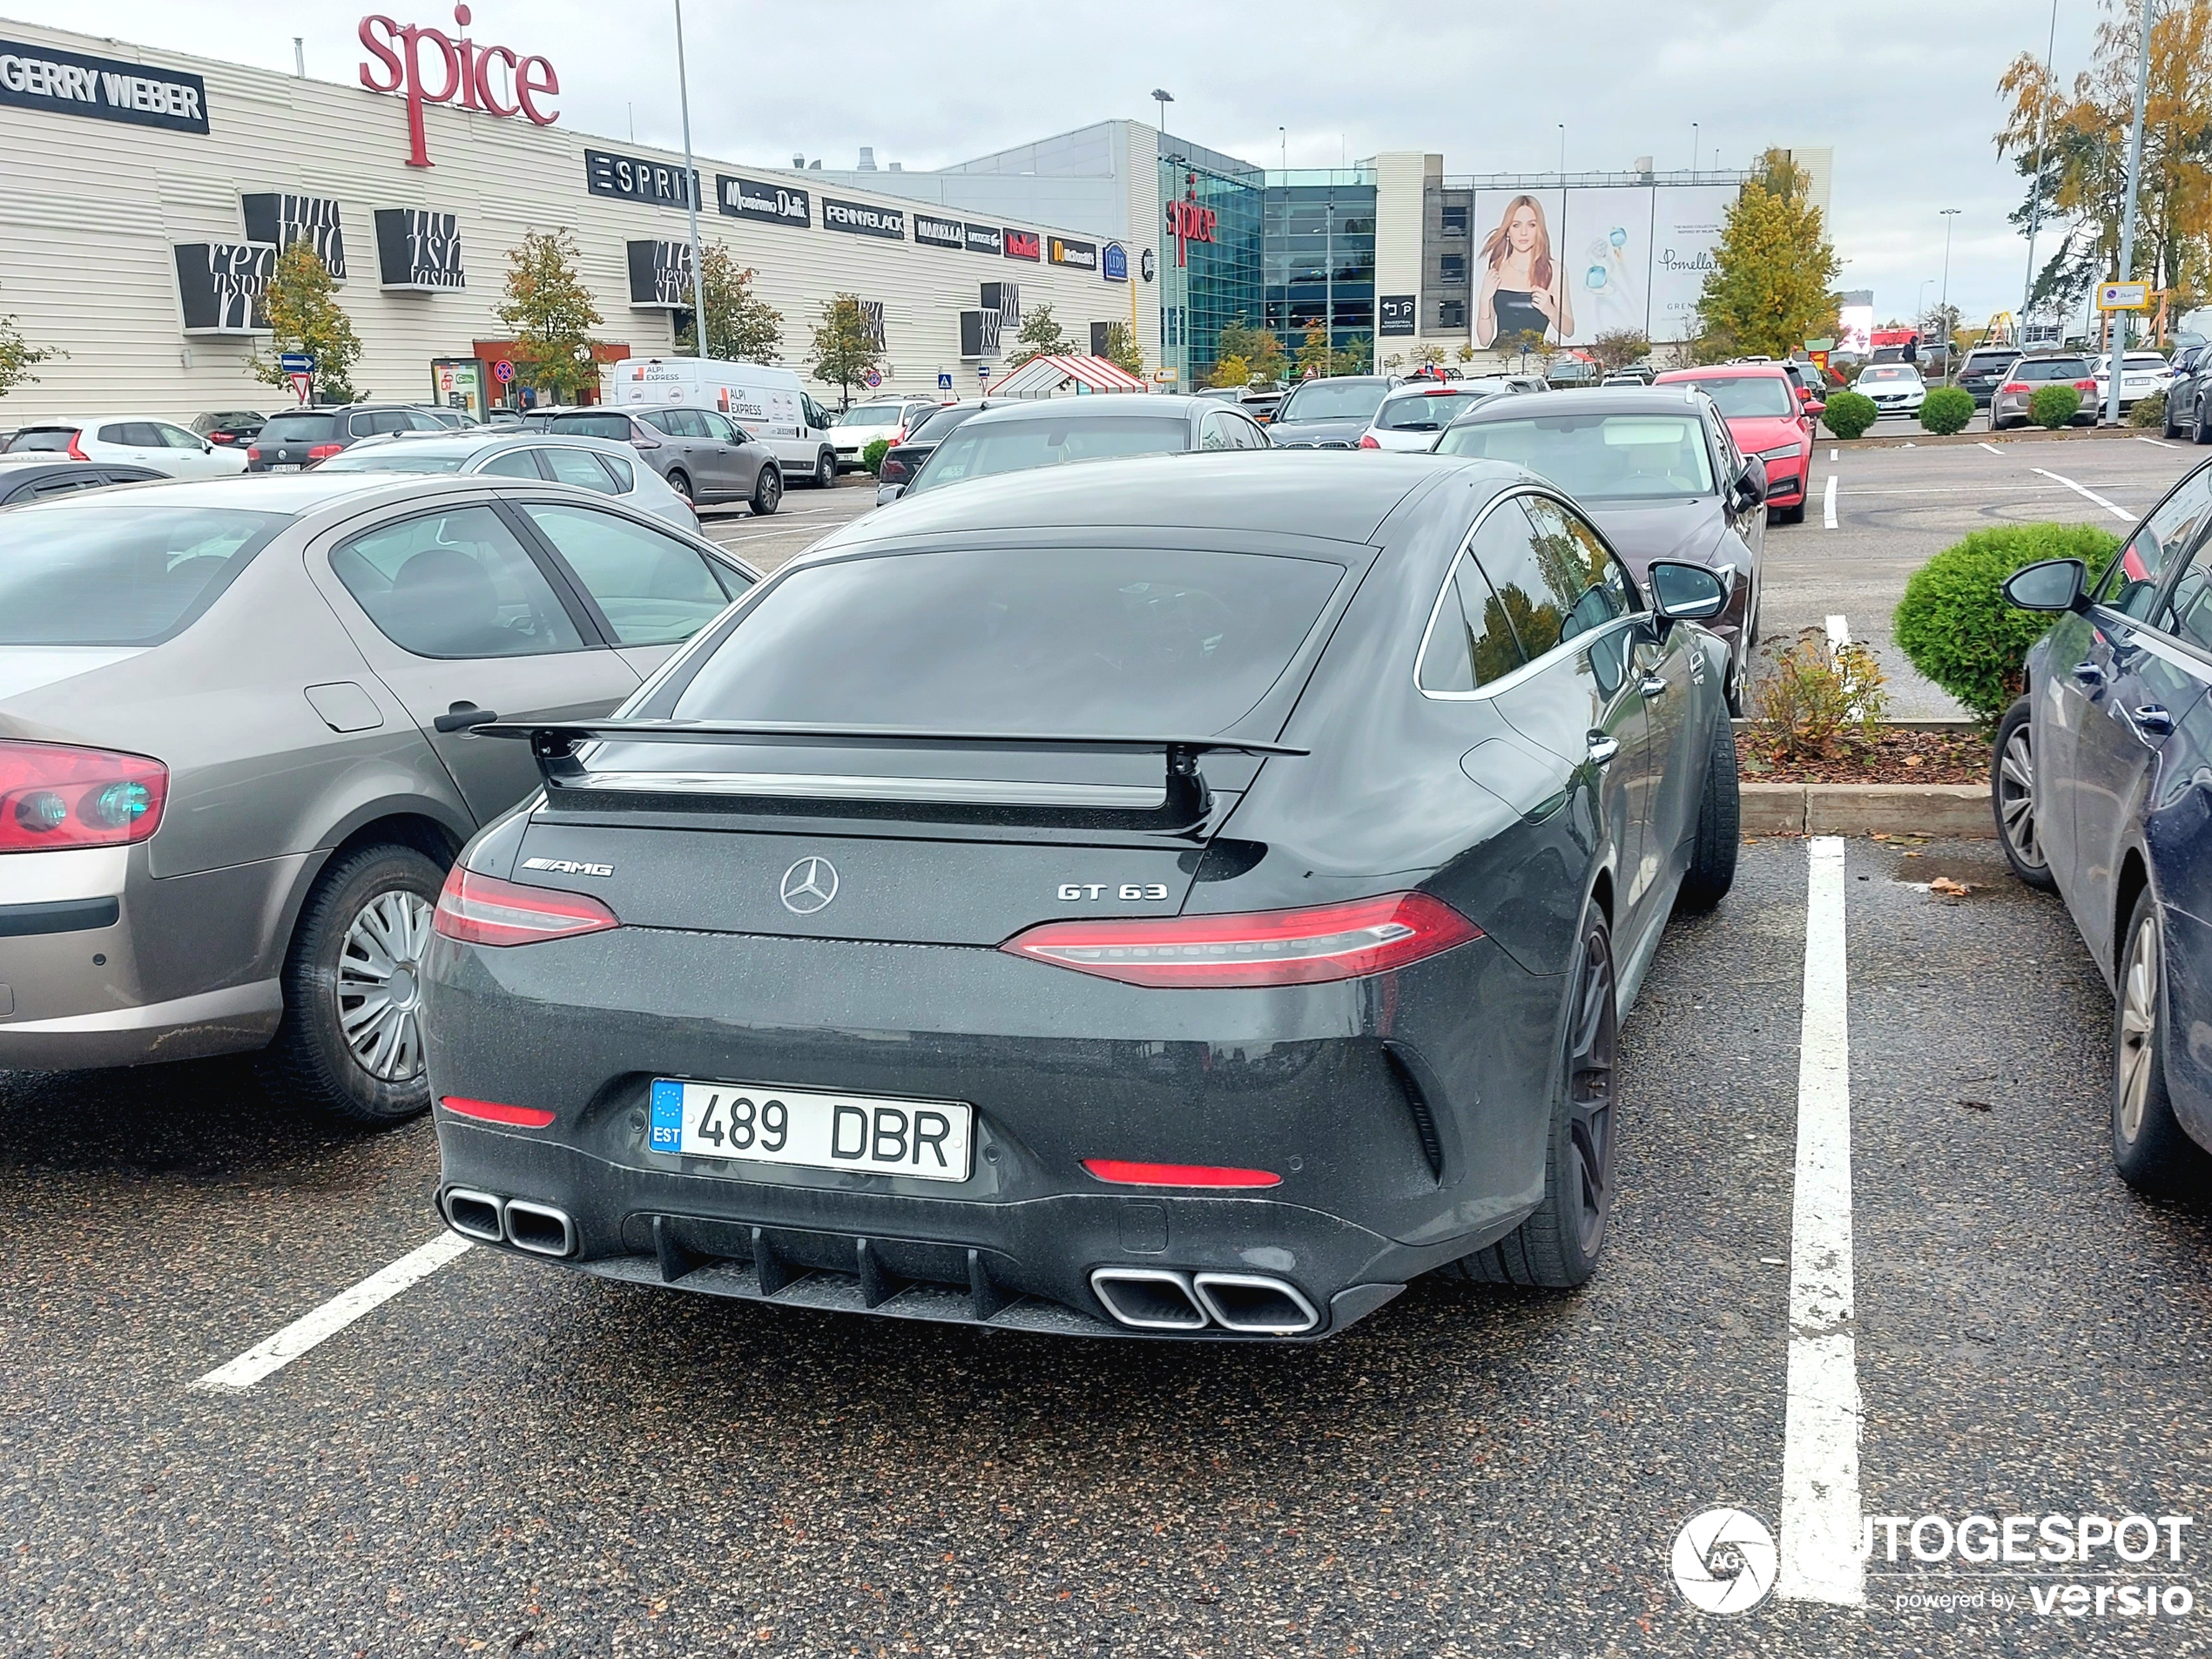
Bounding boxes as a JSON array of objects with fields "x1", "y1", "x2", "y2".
[{"x1": 358, "y1": 6, "x2": 557, "y2": 168}]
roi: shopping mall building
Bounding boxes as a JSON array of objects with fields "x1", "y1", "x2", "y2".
[{"x1": 0, "y1": 17, "x2": 1830, "y2": 423}]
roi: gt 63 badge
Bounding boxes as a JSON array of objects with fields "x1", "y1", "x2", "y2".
[{"x1": 1058, "y1": 883, "x2": 1170, "y2": 901}]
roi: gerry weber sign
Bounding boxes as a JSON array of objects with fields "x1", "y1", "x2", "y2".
[
  {"x1": 0, "y1": 37, "x2": 208, "y2": 133},
  {"x1": 357, "y1": 7, "x2": 557, "y2": 168}
]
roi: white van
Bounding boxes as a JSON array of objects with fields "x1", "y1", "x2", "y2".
[{"x1": 607, "y1": 357, "x2": 841, "y2": 488}]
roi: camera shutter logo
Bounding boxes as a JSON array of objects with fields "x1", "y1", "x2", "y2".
[
  {"x1": 780, "y1": 858, "x2": 839, "y2": 915},
  {"x1": 1669, "y1": 1507, "x2": 1777, "y2": 1615}
]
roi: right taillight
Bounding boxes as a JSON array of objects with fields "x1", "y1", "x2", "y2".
[
  {"x1": 433, "y1": 867, "x2": 620, "y2": 948},
  {"x1": 1358, "y1": 434, "x2": 1381, "y2": 449},
  {"x1": 1001, "y1": 893, "x2": 1480, "y2": 988},
  {"x1": 65, "y1": 431, "x2": 87, "y2": 461},
  {"x1": 2002, "y1": 381, "x2": 2028, "y2": 394},
  {"x1": 0, "y1": 740, "x2": 168, "y2": 853},
  {"x1": 880, "y1": 453, "x2": 908, "y2": 482}
]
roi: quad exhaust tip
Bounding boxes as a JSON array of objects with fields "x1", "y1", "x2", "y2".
[
  {"x1": 442, "y1": 1189, "x2": 577, "y2": 1258},
  {"x1": 1090, "y1": 1267, "x2": 1318, "y2": 1335}
]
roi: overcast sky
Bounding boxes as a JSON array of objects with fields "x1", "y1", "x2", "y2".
[{"x1": 32, "y1": 1, "x2": 2116, "y2": 330}]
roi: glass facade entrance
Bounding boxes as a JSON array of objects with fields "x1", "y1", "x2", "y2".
[
  {"x1": 1262, "y1": 169, "x2": 1378, "y2": 373},
  {"x1": 1156, "y1": 139, "x2": 1263, "y2": 391}
]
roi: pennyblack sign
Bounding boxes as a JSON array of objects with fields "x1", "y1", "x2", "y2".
[
  {"x1": 0, "y1": 37, "x2": 208, "y2": 133},
  {"x1": 823, "y1": 198, "x2": 906, "y2": 239},
  {"x1": 716, "y1": 174, "x2": 808, "y2": 227}
]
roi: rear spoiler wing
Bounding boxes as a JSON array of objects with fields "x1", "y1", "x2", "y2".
[{"x1": 472, "y1": 721, "x2": 1305, "y2": 832}]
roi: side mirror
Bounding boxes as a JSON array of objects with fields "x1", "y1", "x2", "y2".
[
  {"x1": 1648, "y1": 560, "x2": 1730, "y2": 623},
  {"x1": 878, "y1": 482, "x2": 907, "y2": 502},
  {"x1": 201, "y1": 440, "x2": 214, "y2": 453},
  {"x1": 1804, "y1": 399, "x2": 1826, "y2": 418},
  {"x1": 2002, "y1": 557, "x2": 2088, "y2": 613},
  {"x1": 1732, "y1": 459, "x2": 1767, "y2": 509}
]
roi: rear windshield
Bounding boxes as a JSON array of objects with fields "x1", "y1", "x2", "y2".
[
  {"x1": 0, "y1": 505, "x2": 283, "y2": 646},
  {"x1": 1670, "y1": 375, "x2": 1797, "y2": 417},
  {"x1": 1275, "y1": 380, "x2": 1389, "y2": 422},
  {"x1": 1961, "y1": 353, "x2": 2017, "y2": 372},
  {"x1": 2019, "y1": 358, "x2": 2091, "y2": 381},
  {"x1": 3, "y1": 428, "x2": 80, "y2": 453},
  {"x1": 905, "y1": 415, "x2": 1190, "y2": 495},
  {"x1": 1859, "y1": 366, "x2": 1918, "y2": 381},
  {"x1": 1437, "y1": 414, "x2": 1716, "y2": 501},
  {"x1": 259, "y1": 411, "x2": 337, "y2": 442},
  {"x1": 1375, "y1": 392, "x2": 1487, "y2": 432},
  {"x1": 315, "y1": 448, "x2": 469, "y2": 473},
  {"x1": 671, "y1": 547, "x2": 1343, "y2": 735},
  {"x1": 839, "y1": 403, "x2": 910, "y2": 426},
  {"x1": 548, "y1": 412, "x2": 635, "y2": 441},
  {"x1": 907, "y1": 405, "x2": 981, "y2": 445}
]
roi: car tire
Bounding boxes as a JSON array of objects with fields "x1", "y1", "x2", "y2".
[
  {"x1": 1676, "y1": 711, "x2": 1740, "y2": 912},
  {"x1": 1443, "y1": 903, "x2": 1618, "y2": 1290},
  {"x1": 2163, "y1": 399, "x2": 2182, "y2": 440},
  {"x1": 2196, "y1": 402, "x2": 2212, "y2": 446},
  {"x1": 1991, "y1": 697, "x2": 2057, "y2": 891},
  {"x1": 811, "y1": 449, "x2": 834, "y2": 488},
  {"x1": 2111, "y1": 887, "x2": 2211, "y2": 1195},
  {"x1": 665, "y1": 469, "x2": 695, "y2": 506},
  {"x1": 256, "y1": 842, "x2": 446, "y2": 1128},
  {"x1": 751, "y1": 464, "x2": 782, "y2": 516}
]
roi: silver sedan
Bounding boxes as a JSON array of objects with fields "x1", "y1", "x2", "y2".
[
  {"x1": 0, "y1": 472, "x2": 754, "y2": 1123},
  {"x1": 314, "y1": 429, "x2": 702, "y2": 531}
]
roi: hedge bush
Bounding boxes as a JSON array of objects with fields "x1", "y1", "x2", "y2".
[
  {"x1": 1892, "y1": 523, "x2": 2121, "y2": 719},
  {"x1": 2029, "y1": 384, "x2": 2080, "y2": 428},
  {"x1": 2129, "y1": 391, "x2": 2167, "y2": 429},
  {"x1": 1919, "y1": 386, "x2": 1974, "y2": 435},
  {"x1": 860, "y1": 437, "x2": 889, "y2": 475},
  {"x1": 1822, "y1": 389, "x2": 1878, "y2": 439}
]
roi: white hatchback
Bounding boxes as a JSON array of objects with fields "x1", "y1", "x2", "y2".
[
  {"x1": 1359, "y1": 384, "x2": 1504, "y2": 451},
  {"x1": 832, "y1": 398, "x2": 939, "y2": 471},
  {"x1": 2089, "y1": 352, "x2": 2174, "y2": 410},
  {"x1": 1851, "y1": 363, "x2": 1926, "y2": 415},
  {"x1": 1, "y1": 415, "x2": 248, "y2": 477}
]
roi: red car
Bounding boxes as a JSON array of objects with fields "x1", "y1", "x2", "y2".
[{"x1": 1653, "y1": 363, "x2": 1818, "y2": 524}]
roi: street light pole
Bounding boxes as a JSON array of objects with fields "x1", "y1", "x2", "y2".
[
  {"x1": 1557, "y1": 124, "x2": 1566, "y2": 176},
  {"x1": 2110, "y1": 0, "x2": 2155, "y2": 426},
  {"x1": 1938, "y1": 208, "x2": 1959, "y2": 382},
  {"x1": 1691, "y1": 122, "x2": 1698, "y2": 174},
  {"x1": 673, "y1": 0, "x2": 708, "y2": 362},
  {"x1": 2020, "y1": 0, "x2": 2060, "y2": 341}
]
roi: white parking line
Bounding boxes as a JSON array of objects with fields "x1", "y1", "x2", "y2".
[
  {"x1": 1976, "y1": 442, "x2": 2005, "y2": 455},
  {"x1": 191, "y1": 1233, "x2": 471, "y2": 1393},
  {"x1": 2134, "y1": 435, "x2": 2174, "y2": 449},
  {"x1": 1824, "y1": 615, "x2": 1850, "y2": 650},
  {"x1": 1778, "y1": 837, "x2": 1863, "y2": 1606},
  {"x1": 1828, "y1": 448, "x2": 1838, "y2": 462},
  {"x1": 1822, "y1": 473, "x2": 1838, "y2": 529},
  {"x1": 2030, "y1": 466, "x2": 2136, "y2": 523}
]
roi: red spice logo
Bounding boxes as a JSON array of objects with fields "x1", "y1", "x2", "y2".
[
  {"x1": 1167, "y1": 176, "x2": 1216, "y2": 268},
  {"x1": 358, "y1": 6, "x2": 558, "y2": 168}
]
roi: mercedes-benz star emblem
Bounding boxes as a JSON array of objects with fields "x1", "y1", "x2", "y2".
[{"x1": 779, "y1": 856, "x2": 839, "y2": 915}]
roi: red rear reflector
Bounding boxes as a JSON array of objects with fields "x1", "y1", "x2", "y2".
[
  {"x1": 440, "y1": 1096, "x2": 556, "y2": 1128},
  {"x1": 1082, "y1": 1158, "x2": 1281, "y2": 1189},
  {"x1": 1358, "y1": 434, "x2": 1380, "y2": 448},
  {"x1": 432, "y1": 866, "x2": 619, "y2": 948},
  {"x1": 1001, "y1": 892, "x2": 1480, "y2": 988},
  {"x1": 0, "y1": 740, "x2": 168, "y2": 853}
]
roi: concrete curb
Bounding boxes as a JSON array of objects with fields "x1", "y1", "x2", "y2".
[
  {"x1": 1827, "y1": 424, "x2": 2149, "y2": 451},
  {"x1": 1742, "y1": 782, "x2": 1992, "y2": 839}
]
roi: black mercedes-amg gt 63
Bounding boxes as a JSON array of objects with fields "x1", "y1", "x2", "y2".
[{"x1": 421, "y1": 450, "x2": 1740, "y2": 1340}]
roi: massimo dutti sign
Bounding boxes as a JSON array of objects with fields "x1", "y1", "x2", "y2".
[
  {"x1": 822, "y1": 198, "x2": 905, "y2": 239},
  {"x1": 716, "y1": 174, "x2": 808, "y2": 227},
  {"x1": 240, "y1": 192, "x2": 346, "y2": 281},
  {"x1": 173, "y1": 243, "x2": 273, "y2": 334},
  {"x1": 0, "y1": 37, "x2": 209, "y2": 133},
  {"x1": 374, "y1": 207, "x2": 463, "y2": 289}
]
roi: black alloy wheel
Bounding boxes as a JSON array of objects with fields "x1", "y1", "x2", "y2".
[
  {"x1": 666, "y1": 468, "x2": 695, "y2": 505},
  {"x1": 1992, "y1": 698, "x2": 2056, "y2": 891},
  {"x1": 751, "y1": 463, "x2": 782, "y2": 516},
  {"x1": 1444, "y1": 906, "x2": 1618, "y2": 1288},
  {"x1": 814, "y1": 449, "x2": 836, "y2": 488}
]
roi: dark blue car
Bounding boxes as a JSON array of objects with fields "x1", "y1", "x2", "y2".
[{"x1": 1996, "y1": 457, "x2": 2212, "y2": 1190}]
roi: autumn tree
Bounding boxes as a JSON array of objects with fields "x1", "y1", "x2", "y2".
[
  {"x1": 496, "y1": 230, "x2": 604, "y2": 401},
  {"x1": 1007, "y1": 303, "x2": 1076, "y2": 367},
  {"x1": 1997, "y1": 0, "x2": 2212, "y2": 318},
  {"x1": 1097, "y1": 320, "x2": 1144, "y2": 377},
  {"x1": 1590, "y1": 330, "x2": 1650, "y2": 373},
  {"x1": 1413, "y1": 341, "x2": 1447, "y2": 368},
  {"x1": 677, "y1": 244, "x2": 783, "y2": 363},
  {"x1": 1338, "y1": 333, "x2": 1374, "y2": 374},
  {"x1": 1207, "y1": 352, "x2": 1253, "y2": 390},
  {"x1": 1294, "y1": 320, "x2": 1335, "y2": 379},
  {"x1": 0, "y1": 282, "x2": 60, "y2": 399},
  {"x1": 809, "y1": 294, "x2": 880, "y2": 410},
  {"x1": 1456, "y1": 341, "x2": 1477, "y2": 366},
  {"x1": 1215, "y1": 317, "x2": 1285, "y2": 384},
  {"x1": 1695, "y1": 149, "x2": 1842, "y2": 361},
  {"x1": 1501, "y1": 327, "x2": 1548, "y2": 369},
  {"x1": 245, "y1": 240, "x2": 362, "y2": 403}
]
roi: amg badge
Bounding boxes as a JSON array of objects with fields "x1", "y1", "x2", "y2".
[{"x1": 522, "y1": 857, "x2": 614, "y2": 877}]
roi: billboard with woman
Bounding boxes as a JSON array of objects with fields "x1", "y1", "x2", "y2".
[{"x1": 1473, "y1": 190, "x2": 1570, "y2": 348}]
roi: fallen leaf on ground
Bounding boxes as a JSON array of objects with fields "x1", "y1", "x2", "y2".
[
  {"x1": 1930, "y1": 876, "x2": 1972, "y2": 895},
  {"x1": 1959, "y1": 1099, "x2": 1994, "y2": 1112}
]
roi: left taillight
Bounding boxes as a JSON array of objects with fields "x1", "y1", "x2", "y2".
[
  {"x1": 0, "y1": 740, "x2": 167, "y2": 853},
  {"x1": 1357, "y1": 433, "x2": 1380, "y2": 449},
  {"x1": 432, "y1": 867, "x2": 619, "y2": 948},
  {"x1": 304, "y1": 442, "x2": 344, "y2": 463},
  {"x1": 1000, "y1": 893, "x2": 1480, "y2": 988}
]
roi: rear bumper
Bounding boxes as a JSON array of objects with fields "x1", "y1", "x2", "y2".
[
  {"x1": 421, "y1": 922, "x2": 1561, "y2": 1339},
  {"x1": 0, "y1": 979, "x2": 282, "y2": 1069}
]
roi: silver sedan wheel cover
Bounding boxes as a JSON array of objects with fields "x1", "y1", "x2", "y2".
[
  {"x1": 1998, "y1": 726, "x2": 2044, "y2": 869},
  {"x1": 2119, "y1": 914, "x2": 2160, "y2": 1143},
  {"x1": 338, "y1": 888, "x2": 434, "y2": 1082}
]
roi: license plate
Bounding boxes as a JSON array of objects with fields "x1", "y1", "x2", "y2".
[
  {"x1": 268, "y1": 462, "x2": 301, "y2": 470},
  {"x1": 649, "y1": 1079, "x2": 973, "y2": 1182}
]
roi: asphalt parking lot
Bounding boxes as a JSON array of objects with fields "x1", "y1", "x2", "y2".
[
  {"x1": 7, "y1": 836, "x2": 2209, "y2": 1655},
  {"x1": 698, "y1": 475, "x2": 880, "y2": 573},
  {"x1": 1761, "y1": 428, "x2": 2205, "y2": 717}
]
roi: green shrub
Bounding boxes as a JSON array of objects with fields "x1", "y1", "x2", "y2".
[
  {"x1": 1754, "y1": 639, "x2": 1891, "y2": 759},
  {"x1": 2028, "y1": 384, "x2": 2080, "y2": 428},
  {"x1": 860, "y1": 436, "x2": 889, "y2": 475},
  {"x1": 1892, "y1": 523, "x2": 2121, "y2": 719},
  {"x1": 2129, "y1": 391, "x2": 2166, "y2": 428},
  {"x1": 1822, "y1": 389, "x2": 1878, "y2": 439},
  {"x1": 1919, "y1": 386, "x2": 1974, "y2": 435}
]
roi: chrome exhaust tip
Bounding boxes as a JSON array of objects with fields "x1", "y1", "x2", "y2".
[
  {"x1": 1089, "y1": 1267, "x2": 1208, "y2": 1331},
  {"x1": 443, "y1": 1188, "x2": 506, "y2": 1244},
  {"x1": 1191, "y1": 1272, "x2": 1320, "y2": 1335},
  {"x1": 501, "y1": 1198, "x2": 578, "y2": 1258}
]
